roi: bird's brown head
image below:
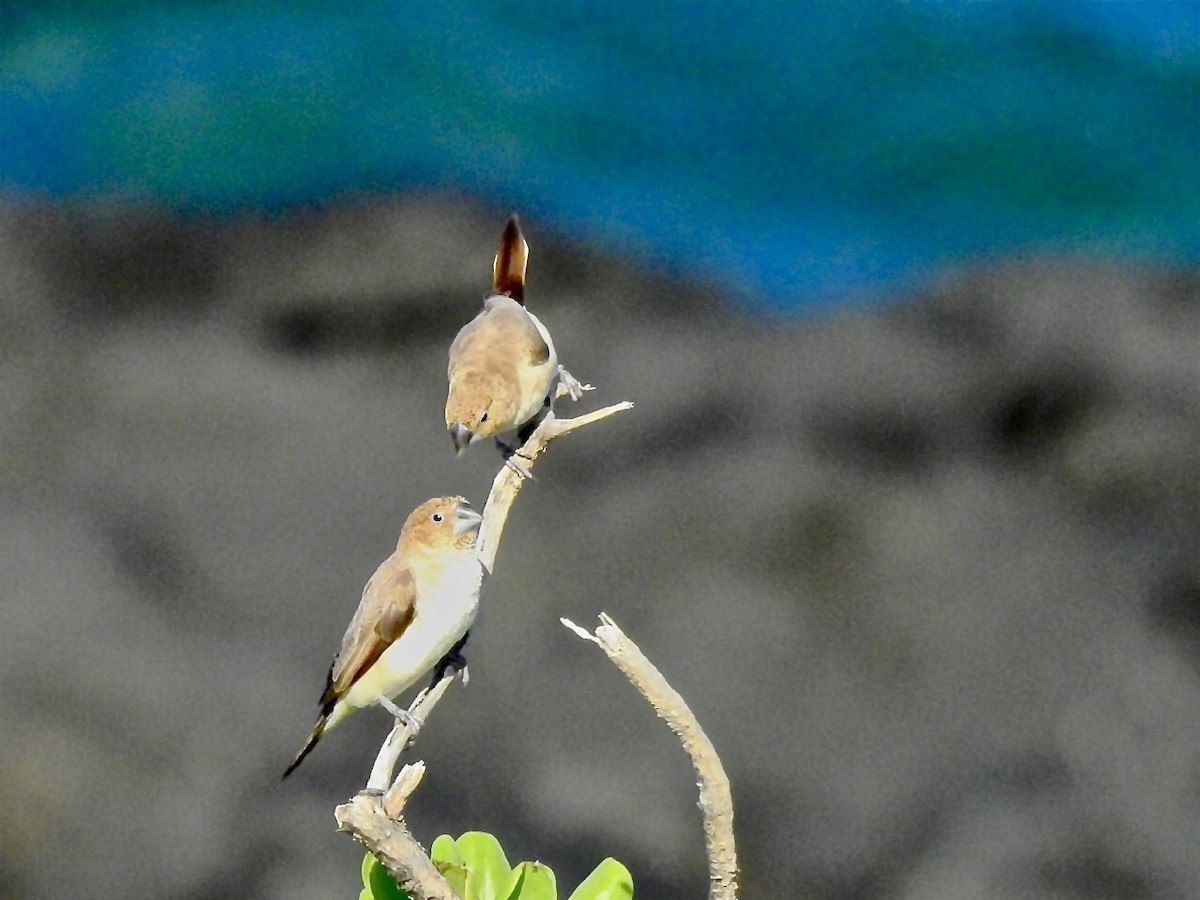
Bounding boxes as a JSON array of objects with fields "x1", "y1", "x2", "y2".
[
  {"x1": 398, "y1": 496, "x2": 484, "y2": 554},
  {"x1": 445, "y1": 369, "x2": 519, "y2": 450}
]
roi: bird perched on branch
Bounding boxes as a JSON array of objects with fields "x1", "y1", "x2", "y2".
[
  {"x1": 445, "y1": 215, "x2": 586, "y2": 472},
  {"x1": 283, "y1": 496, "x2": 484, "y2": 778}
]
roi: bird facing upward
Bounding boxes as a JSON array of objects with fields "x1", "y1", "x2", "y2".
[
  {"x1": 283, "y1": 496, "x2": 484, "y2": 778},
  {"x1": 445, "y1": 215, "x2": 583, "y2": 463}
]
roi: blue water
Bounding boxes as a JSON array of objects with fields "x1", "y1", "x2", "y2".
[{"x1": 2, "y1": 1, "x2": 1197, "y2": 309}]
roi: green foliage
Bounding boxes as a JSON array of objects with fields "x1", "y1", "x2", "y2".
[
  {"x1": 564, "y1": 858, "x2": 634, "y2": 900},
  {"x1": 359, "y1": 832, "x2": 632, "y2": 900},
  {"x1": 430, "y1": 834, "x2": 468, "y2": 898},
  {"x1": 452, "y1": 832, "x2": 512, "y2": 900},
  {"x1": 360, "y1": 851, "x2": 411, "y2": 900},
  {"x1": 502, "y1": 861, "x2": 556, "y2": 900}
]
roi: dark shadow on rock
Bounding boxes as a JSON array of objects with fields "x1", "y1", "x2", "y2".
[
  {"x1": 806, "y1": 405, "x2": 936, "y2": 476},
  {"x1": 1149, "y1": 569, "x2": 1200, "y2": 663},
  {"x1": 18, "y1": 205, "x2": 227, "y2": 319},
  {"x1": 259, "y1": 291, "x2": 468, "y2": 356},
  {"x1": 1033, "y1": 848, "x2": 1158, "y2": 900},
  {"x1": 983, "y1": 364, "x2": 1106, "y2": 460}
]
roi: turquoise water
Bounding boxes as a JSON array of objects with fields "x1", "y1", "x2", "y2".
[{"x1": 2, "y1": 1, "x2": 1197, "y2": 308}]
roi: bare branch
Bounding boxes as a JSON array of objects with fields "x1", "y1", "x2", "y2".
[
  {"x1": 562, "y1": 613, "x2": 739, "y2": 900},
  {"x1": 366, "y1": 670, "x2": 457, "y2": 792},
  {"x1": 337, "y1": 681, "x2": 459, "y2": 900},
  {"x1": 335, "y1": 790, "x2": 458, "y2": 900},
  {"x1": 477, "y1": 402, "x2": 633, "y2": 572}
]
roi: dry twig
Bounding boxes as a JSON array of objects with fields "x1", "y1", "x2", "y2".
[
  {"x1": 561, "y1": 613, "x2": 738, "y2": 900},
  {"x1": 335, "y1": 782, "x2": 457, "y2": 900},
  {"x1": 477, "y1": 402, "x2": 633, "y2": 572}
]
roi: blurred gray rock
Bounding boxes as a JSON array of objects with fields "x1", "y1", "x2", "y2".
[{"x1": 1, "y1": 197, "x2": 1198, "y2": 900}]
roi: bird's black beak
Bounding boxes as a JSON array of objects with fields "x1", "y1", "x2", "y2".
[{"x1": 449, "y1": 423, "x2": 473, "y2": 454}]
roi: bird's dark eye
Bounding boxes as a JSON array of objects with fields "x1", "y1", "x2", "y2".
[
  {"x1": 432, "y1": 512, "x2": 444, "y2": 523},
  {"x1": 480, "y1": 412, "x2": 489, "y2": 423}
]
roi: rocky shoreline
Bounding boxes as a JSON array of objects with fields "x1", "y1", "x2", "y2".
[{"x1": 2, "y1": 196, "x2": 1197, "y2": 899}]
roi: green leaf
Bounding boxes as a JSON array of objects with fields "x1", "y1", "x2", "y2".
[
  {"x1": 566, "y1": 858, "x2": 633, "y2": 900},
  {"x1": 431, "y1": 834, "x2": 465, "y2": 867},
  {"x1": 360, "y1": 852, "x2": 411, "y2": 900},
  {"x1": 502, "y1": 861, "x2": 557, "y2": 900},
  {"x1": 432, "y1": 834, "x2": 468, "y2": 898},
  {"x1": 499, "y1": 863, "x2": 524, "y2": 900},
  {"x1": 456, "y1": 832, "x2": 513, "y2": 900}
]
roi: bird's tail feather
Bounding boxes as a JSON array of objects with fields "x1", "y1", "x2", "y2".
[
  {"x1": 282, "y1": 715, "x2": 327, "y2": 779},
  {"x1": 492, "y1": 214, "x2": 528, "y2": 304}
]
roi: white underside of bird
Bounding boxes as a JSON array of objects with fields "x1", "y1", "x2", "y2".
[{"x1": 325, "y1": 554, "x2": 484, "y2": 730}]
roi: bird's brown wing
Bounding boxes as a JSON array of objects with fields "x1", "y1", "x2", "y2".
[
  {"x1": 319, "y1": 561, "x2": 416, "y2": 708},
  {"x1": 450, "y1": 297, "x2": 550, "y2": 373}
]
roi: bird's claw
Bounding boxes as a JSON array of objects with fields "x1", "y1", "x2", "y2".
[
  {"x1": 556, "y1": 366, "x2": 591, "y2": 402},
  {"x1": 502, "y1": 453, "x2": 534, "y2": 481},
  {"x1": 493, "y1": 438, "x2": 536, "y2": 480},
  {"x1": 378, "y1": 696, "x2": 424, "y2": 733}
]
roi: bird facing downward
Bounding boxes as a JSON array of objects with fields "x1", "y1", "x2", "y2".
[
  {"x1": 283, "y1": 496, "x2": 484, "y2": 778},
  {"x1": 445, "y1": 215, "x2": 580, "y2": 462}
]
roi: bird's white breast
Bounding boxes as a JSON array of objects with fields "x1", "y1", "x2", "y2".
[{"x1": 342, "y1": 552, "x2": 483, "y2": 711}]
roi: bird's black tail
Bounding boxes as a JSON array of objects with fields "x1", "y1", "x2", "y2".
[{"x1": 282, "y1": 715, "x2": 327, "y2": 779}]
